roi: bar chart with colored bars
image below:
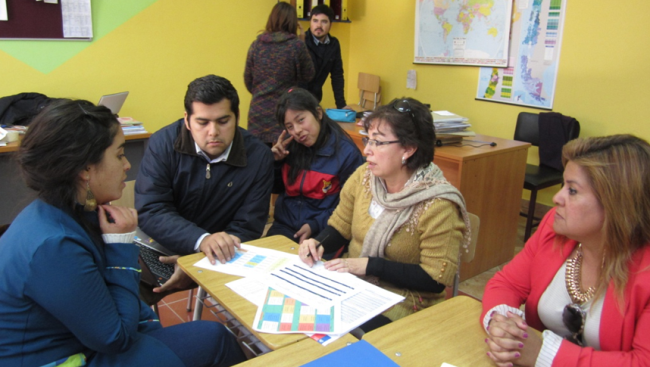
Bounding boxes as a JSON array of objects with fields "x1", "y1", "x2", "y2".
[
  {"x1": 257, "y1": 288, "x2": 334, "y2": 333},
  {"x1": 227, "y1": 250, "x2": 269, "y2": 269}
]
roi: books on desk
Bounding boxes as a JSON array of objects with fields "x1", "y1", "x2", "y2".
[
  {"x1": 118, "y1": 117, "x2": 148, "y2": 135},
  {"x1": 433, "y1": 110, "x2": 473, "y2": 135}
]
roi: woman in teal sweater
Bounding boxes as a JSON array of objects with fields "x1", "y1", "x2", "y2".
[{"x1": 0, "y1": 100, "x2": 244, "y2": 366}]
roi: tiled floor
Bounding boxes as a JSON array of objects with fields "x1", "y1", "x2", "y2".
[{"x1": 157, "y1": 201, "x2": 546, "y2": 326}]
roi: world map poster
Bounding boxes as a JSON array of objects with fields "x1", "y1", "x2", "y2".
[
  {"x1": 476, "y1": 0, "x2": 567, "y2": 109},
  {"x1": 414, "y1": 0, "x2": 513, "y2": 66}
]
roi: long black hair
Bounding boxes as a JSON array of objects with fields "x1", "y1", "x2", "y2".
[{"x1": 275, "y1": 88, "x2": 353, "y2": 185}]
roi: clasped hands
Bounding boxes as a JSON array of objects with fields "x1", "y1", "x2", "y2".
[
  {"x1": 298, "y1": 238, "x2": 368, "y2": 276},
  {"x1": 485, "y1": 311, "x2": 542, "y2": 367}
]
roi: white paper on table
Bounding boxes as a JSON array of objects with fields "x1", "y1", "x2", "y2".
[
  {"x1": 0, "y1": 0, "x2": 7, "y2": 21},
  {"x1": 434, "y1": 110, "x2": 455, "y2": 116},
  {"x1": 263, "y1": 261, "x2": 404, "y2": 334},
  {"x1": 61, "y1": 0, "x2": 92, "y2": 38},
  {"x1": 265, "y1": 261, "x2": 364, "y2": 308},
  {"x1": 337, "y1": 286, "x2": 404, "y2": 334},
  {"x1": 225, "y1": 276, "x2": 345, "y2": 345},
  {"x1": 194, "y1": 244, "x2": 299, "y2": 277},
  {"x1": 225, "y1": 276, "x2": 268, "y2": 306},
  {"x1": 441, "y1": 363, "x2": 459, "y2": 367}
]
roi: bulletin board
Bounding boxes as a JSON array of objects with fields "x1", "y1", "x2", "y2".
[{"x1": 0, "y1": 0, "x2": 92, "y2": 40}]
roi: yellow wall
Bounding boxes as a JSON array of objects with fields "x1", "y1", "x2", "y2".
[
  {"x1": 0, "y1": 0, "x2": 349, "y2": 132},
  {"x1": 2, "y1": 0, "x2": 648, "y2": 205},
  {"x1": 345, "y1": 0, "x2": 650, "y2": 204}
]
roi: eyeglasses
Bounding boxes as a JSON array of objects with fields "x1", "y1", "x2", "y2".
[
  {"x1": 562, "y1": 303, "x2": 586, "y2": 346},
  {"x1": 362, "y1": 137, "x2": 400, "y2": 148}
]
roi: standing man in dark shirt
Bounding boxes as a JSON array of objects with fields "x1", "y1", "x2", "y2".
[{"x1": 302, "y1": 5, "x2": 354, "y2": 110}]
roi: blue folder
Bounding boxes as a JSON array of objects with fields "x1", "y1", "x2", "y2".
[{"x1": 301, "y1": 340, "x2": 399, "y2": 366}]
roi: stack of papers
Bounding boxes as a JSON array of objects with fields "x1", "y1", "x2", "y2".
[
  {"x1": 194, "y1": 244, "x2": 404, "y2": 345},
  {"x1": 118, "y1": 117, "x2": 148, "y2": 135},
  {"x1": 432, "y1": 111, "x2": 474, "y2": 135}
]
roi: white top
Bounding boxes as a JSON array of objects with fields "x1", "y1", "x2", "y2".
[
  {"x1": 483, "y1": 260, "x2": 605, "y2": 367},
  {"x1": 538, "y1": 261, "x2": 604, "y2": 349}
]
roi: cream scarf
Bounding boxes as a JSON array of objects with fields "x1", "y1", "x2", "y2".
[{"x1": 360, "y1": 163, "x2": 471, "y2": 258}]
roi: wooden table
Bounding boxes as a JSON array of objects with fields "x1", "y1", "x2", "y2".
[
  {"x1": 233, "y1": 334, "x2": 358, "y2": 367},
  {"x1": 339, "y1": 123, "x2": 530, "y2": 280},
  {"x1": 0, "y1": 132, "x2": 150, "y2": 225},
  {"x1": 363, "y1": 296, "x2": 491, "y2": 366},
  {"x1": 178, "y1": 236, "x2": 310, "y2": 351}
]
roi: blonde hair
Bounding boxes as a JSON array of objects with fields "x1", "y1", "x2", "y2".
[{"x1": 561, "y1": 134, "x2": 650, "y2": 301}]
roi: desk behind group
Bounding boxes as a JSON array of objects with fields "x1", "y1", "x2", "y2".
[{"x1": 0, "y1": 133, "x2": 150, "y2": 225}]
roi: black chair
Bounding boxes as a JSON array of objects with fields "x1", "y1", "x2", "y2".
[{"x1": 514, "y1": 112, "x2": 580, "y2": 242}]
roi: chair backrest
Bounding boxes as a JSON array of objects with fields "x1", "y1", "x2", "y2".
[
  {"x1": 514, "y1": 112, "x2": 581, "y2": 148},
  {"x1": 359, "y1": 87, "x2": 381, "y2": 110},
  {"x1": 514, "y1": 112, "x2": 540, "y2": 146},
  {"x1": 515, "y1": 112, "x2": 580, "y2": 171},
  {"x1": 111, "y1": 180, "x2": 135, "y2": 208},
  {"x1": 452, "y1": 212, "x2": 480, "y2": 297},
  {"x1": 357, "y1": 73, "x2": 381, "y2": 110}
]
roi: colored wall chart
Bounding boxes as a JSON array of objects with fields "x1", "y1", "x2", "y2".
[
  {"x1": 254, "y1": 288, "x2": 335, "y2": 334},
  {"x1": 476, "y1": 0, "x2": 567, "y2": 109}
]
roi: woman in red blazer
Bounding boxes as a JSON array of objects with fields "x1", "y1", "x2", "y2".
[{"x1": 482, "y1": 134, "x2": 650, "y2": 367}]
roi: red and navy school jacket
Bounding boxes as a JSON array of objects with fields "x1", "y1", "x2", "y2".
[{"x1": 273, "y1": 133, "x2": 364, "y2": 236}]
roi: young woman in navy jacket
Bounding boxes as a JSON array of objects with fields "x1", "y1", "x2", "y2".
[{"x1": 268, "y1": 88, "x2": 364, "y2": 244}]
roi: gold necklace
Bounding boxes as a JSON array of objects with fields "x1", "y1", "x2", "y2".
[{"x1": 565, "y1": 244, "x2": 596, "y2": 305}]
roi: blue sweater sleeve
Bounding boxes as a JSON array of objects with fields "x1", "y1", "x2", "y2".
[{"x1": 24, "y1": 236, "x2": 158, "y2": 354}]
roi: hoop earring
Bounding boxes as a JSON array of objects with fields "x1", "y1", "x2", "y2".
[
  {"x1": 402, "y1": 156, "x2": 407, "y2": 165},
  {"x1": 84, "y1": 181, "x2": 97, "y2": 211}
]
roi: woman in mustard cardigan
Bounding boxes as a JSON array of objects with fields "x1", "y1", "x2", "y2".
[{"x1": 299, "y1": 97, "x2": 470, "y2": 332}]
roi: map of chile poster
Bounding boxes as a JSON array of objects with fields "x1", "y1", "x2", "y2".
[
  {"x1": 476, "y1": 0, "x2": 567, "y2": 109},
  {"x1": 253, "y1": 288, "x2": 336, "y2": 334}
]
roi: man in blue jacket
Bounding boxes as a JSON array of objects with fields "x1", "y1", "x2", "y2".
[
  {"x1": 301, "y1": 5, "x2": 353, "y2": 110},
  {"x1": 135, "y1": 75, "x2": 273, "y2": 301}
]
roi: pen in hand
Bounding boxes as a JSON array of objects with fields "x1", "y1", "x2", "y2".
[{"x1": 306, "y1": 235, "x2": 329, "y2": 259}]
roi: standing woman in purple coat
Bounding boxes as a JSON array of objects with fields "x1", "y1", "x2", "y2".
[{"x1": 245, "y1": 2, "x2": 315, "y2": 145}]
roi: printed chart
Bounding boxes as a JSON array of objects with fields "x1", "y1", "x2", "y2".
[
  {"x1": 254, "y1": 288, "x2": 335, "y2": 334},
  {"x1": 194, "y1": 244, "x2": 297, "y2": 277}
]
